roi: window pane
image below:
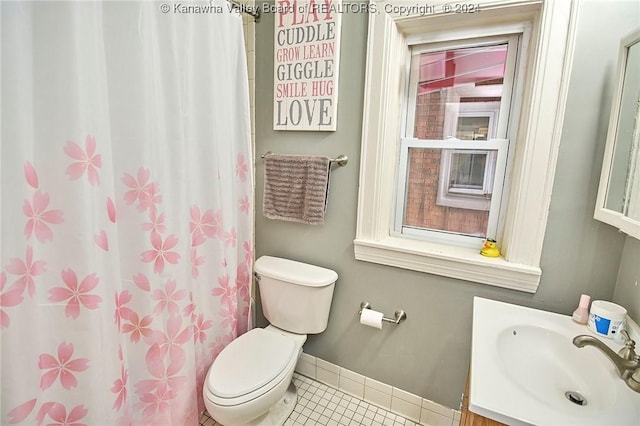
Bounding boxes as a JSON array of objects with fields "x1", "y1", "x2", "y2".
[
  {"x1": 450, "y1": 152, "x2": 486, "y2": 190},
  {"x1": 456, "y1": 117, "x2": 490, "y2": 140},
  {"x1": 413, "y1": 44, "x2": 507, "y2": 139},
  {"x1": 404, "y1": 147, "x2": 490, "y2": 237}
]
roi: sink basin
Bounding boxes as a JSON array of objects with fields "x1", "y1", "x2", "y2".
[
  {"x1": 497, "y1": 325, "x2": 617, "y2": 413},
  {"x1": 471, "y1": 297, "x2": 640, "y2": 425}
]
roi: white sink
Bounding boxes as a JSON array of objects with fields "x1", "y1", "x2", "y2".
[{"x1": 471, "y1": 297, "x2": 640, "y2": 425}]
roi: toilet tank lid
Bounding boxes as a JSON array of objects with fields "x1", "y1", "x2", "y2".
[{"x1": 255, "y1": 256, "x2": 338, "y2": 287}]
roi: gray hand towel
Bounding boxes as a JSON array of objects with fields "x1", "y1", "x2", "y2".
[{"x1": 263, "y1": 154, "x2": 331, "y2": 225}]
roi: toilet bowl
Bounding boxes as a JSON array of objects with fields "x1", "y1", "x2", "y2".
[
  {"x1": 203, "y1": 326, "x2": 306, "y2": 426},
  {"x1": 203, "y1": 256, "x2": 337, "y2": 426}
]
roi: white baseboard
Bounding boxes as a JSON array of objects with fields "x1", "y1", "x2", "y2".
[{"x1": 295, "y1": 352, "x2": 461, "y2": 426}]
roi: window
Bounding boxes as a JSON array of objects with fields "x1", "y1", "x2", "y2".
[
  {"x1": 354, "y1": 1, "x2": 575, "y2": 292},
  {"x1": 394, "y1": 37, "x2": 518, "y2": 247}
]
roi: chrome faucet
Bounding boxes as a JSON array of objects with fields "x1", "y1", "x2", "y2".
[{"x1": 573, "y1": 330, "x2": 640, "y2": 393}]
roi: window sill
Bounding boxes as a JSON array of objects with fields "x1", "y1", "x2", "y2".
[{"x1": 354, "y1": 237, "x2": 541, "y2": 293}]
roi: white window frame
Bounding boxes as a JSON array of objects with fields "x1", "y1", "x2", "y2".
[
  {"x1": 439, "y1": 148, "x2": 496, "y2": 202},
  {"x1": 354, "y1": 0, "x2": 577, "y2": 292}
]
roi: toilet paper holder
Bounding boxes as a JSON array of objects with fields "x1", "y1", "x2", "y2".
[{"x1": 359, "y1": 302, "x2": 407, "y2": 325}]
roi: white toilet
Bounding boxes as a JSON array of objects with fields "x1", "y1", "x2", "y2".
[{"x1": 203, "y1": 256, "x2": 338, "y2": 426}]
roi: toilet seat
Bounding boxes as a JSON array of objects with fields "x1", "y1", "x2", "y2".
[{"x1": 206, "y1": 328, "x2": 297, "y2": 406}]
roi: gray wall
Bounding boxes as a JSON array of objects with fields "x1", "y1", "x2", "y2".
[{"x1": 254, "y1": 0, "x2": 639, "y2": 409}]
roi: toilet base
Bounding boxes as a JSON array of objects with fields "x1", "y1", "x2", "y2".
[{"x1": 246, "y1": 382, "x2": 298, "y2": 426}]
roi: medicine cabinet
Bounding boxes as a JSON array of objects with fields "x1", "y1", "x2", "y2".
[{"x1": 595, "y1": 29, "x2": 640, "y2": 240}]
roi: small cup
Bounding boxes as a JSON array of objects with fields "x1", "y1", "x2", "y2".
[{"x1": 587, "y1": 300, "x2": 627, "y2": 339}]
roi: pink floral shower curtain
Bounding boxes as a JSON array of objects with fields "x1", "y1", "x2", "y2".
[{"x1": 1, "y1": 1, "x2": 253, "y2": 425}]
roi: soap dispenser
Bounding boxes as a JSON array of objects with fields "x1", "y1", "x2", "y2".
[{"x1": 572, "y1": 294, "x2": 590, "y2": 325}]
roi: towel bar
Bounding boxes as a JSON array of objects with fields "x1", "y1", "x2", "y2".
[{"x1": 260, "y1": 151, "x2": 348, "y2": 167}]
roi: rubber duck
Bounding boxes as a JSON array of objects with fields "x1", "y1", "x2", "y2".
[{"x1": 480, "y1": 239, "x2": 500, "y2": 257}]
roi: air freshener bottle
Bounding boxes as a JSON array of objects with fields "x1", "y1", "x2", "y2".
[{"x1": 572, "y1": 294, "x2": 590, "y2": 325}]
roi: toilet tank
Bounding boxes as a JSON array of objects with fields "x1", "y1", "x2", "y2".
[{"x1": 254, "y1": 256, "x2": 337, "y2": 334}]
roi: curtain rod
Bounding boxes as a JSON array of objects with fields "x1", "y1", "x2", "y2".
[{"x1": 228, "y1": 0, "x2": 261, "y2": 23}]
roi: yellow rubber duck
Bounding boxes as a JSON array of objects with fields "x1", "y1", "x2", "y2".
[{"x1": 480, "y1": 239, "x2": 500, "y2": 257}]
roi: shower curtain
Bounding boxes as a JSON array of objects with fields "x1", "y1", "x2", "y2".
[{"x1": 1, "y1": 1, "x2": 253, "y2": 425}]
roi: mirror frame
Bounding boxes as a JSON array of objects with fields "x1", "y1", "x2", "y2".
[{"x1": 594, "y1": 29, "x2": 640, "y2": 240}]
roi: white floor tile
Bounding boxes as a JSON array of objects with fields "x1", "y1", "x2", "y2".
[{"x1": 200, "y1": 373, "x2": 424, "y2": 426}]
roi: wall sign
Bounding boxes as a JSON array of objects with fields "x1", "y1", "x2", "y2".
[{"x1": 273, "y1": 0, "x2": 342, "y2": 131}]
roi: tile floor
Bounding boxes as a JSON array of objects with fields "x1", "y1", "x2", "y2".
[{"x1": 199, "y1": 373, "x2": 423, "y2": 426}]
